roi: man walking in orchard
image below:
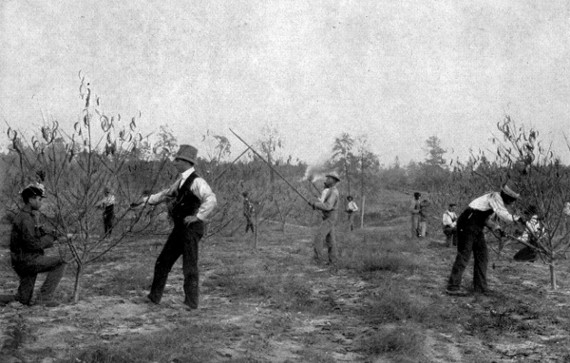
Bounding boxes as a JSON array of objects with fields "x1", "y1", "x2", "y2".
[
  {"x1": 309, "y1": 171, "x2": 341, "y2": 265},
  {"x1": 446, "y1": 183, "x2": 524, "y2": 296},
  {"x1": 131, "y1": 145, "x2": 217, "y2": 310}
]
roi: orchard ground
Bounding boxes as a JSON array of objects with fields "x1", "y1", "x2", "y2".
[{"x1": 1, "y1": 191, "x2": 570, "y2": 362}]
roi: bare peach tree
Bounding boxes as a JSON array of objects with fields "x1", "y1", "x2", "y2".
[
  {"x1": 3, "y1": 74, "x2": 168, "y2": 302},
  {"x1": 491, "y1": 116, "x2": 570, "y2": 289},
  {"x1": 432, "y1": 116, "x2": 570, "y2": 289}
]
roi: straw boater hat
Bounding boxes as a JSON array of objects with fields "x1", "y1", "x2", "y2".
[
  {"x1": 325, "y1": 171, "x2": 341, "y2": 182},
  {"x1": 175, "y1": 145, "x2": 198, "y2": 164},
  {"x1": 501, "y1": 183, "x2": 520, "y2": 199}
]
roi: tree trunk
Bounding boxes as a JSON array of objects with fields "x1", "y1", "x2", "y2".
[
  {"x1": 360, "y1": 195, "x2": 366, "y2": 229},
  {"x1": 73, "y1": 262, "x2": 83, "y2": 303},
  {"x1": 253, "y1": 212, "x2": 258, "y2": 249},
  {"x1": 549, "y1": 259, "x2": 557, "y2": 290}
]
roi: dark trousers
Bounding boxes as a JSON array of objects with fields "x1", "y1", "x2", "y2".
[
  {"x1": 447, "y1": 217, "x2": 489, "y2": 292},
  {"x1": 244, "y1": 216, "x2": 254, "y2": 233},
  {"x1": 443, "y1": 225, "x2": 457, "y2": 247},
  {"x1": 103, "y1": 212, "x2": 114, "y2": 236},
  {"x1": 11, "y1": 254, "x2": 66, "y2": 305},
  {"x1": 148, "y1": 221, "x2": 204, "y2": 308},
  {"x1": 347, "y1": 212, "x2": 355, "y2": 231}
]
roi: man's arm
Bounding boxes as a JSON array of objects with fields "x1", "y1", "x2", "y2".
[
  {"x1": 489, "y1": 193, "x2": 519, "y2": 223},
  {"x1": 313, "y1": 189, "x2": 338, "y2": 212},
  {"x1": 133, "y1": 180, "x2": 178, "y2": 207},
  {"x1": 191, "y1": 178, "x2": 217, "y2": 221}
]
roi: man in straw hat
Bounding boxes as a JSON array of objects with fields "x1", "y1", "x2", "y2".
[
  {"x1": 7, "y1": 184, "x2": 66, "y2": 307},
  {"x1": 131, "y1": 145, "x2": 217, "y2": 310},
  {"x1": 446, "y1": 183, "x2": 524, "y2": 296},
  {"x1": 308, "y1": 171, "x2": 341, "y2": 265}
]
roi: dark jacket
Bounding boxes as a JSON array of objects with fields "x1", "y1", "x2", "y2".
[{"x1": 10, "y1": 205, "x2": 58, "y2": 256}]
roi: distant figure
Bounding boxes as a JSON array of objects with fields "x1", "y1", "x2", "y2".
[
  {"x1": 96, "y1": 187, "x2": 116, "y2": 237},
  {"x1": 9, "y1": 184, "x2": 66, "y2": 307},
  {"x1": 410, "y1": 192, "x2": 421, "y2": 238},
  {"x1": 242, "y1": 191, "x2": 255, "y2": 233},
  {"x1": 446, "y1": 183, "x2": 524, "y2": 296},
  {"x1": 345, "y1": 195, "x2": 358, "y2": 231},
  {"x1": 513, "y1": 205, "x2": 542, "y2": 262},
  {"x1": 442, "y1": 203, "x2": 458, "y2": 247},
  {"x1": 308, "y1": 171, "x2": 340, "y2": 265},
  {"x1": 418, "y1": 199, "x2": 431, "y2": 238}
]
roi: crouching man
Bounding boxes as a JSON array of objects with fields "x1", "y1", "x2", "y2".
[{"x1": 10, "y1": 184, "x2": 66, "y2": 306}]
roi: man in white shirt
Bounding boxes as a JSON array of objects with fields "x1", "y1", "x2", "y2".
[
  {"x1": 446, "y1": 183, "x2": 523, "y2": 296},
  {"x1": 131, "y1": 145, "x2": 217, "y2": 310},
  {"x1": 442, "y1": 203, "x2": 458, "y2": 247},
  {"x1": 345, "y1": 195, "x2": 358, "y2": 231}
]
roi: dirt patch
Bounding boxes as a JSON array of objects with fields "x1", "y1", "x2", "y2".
[{"x1": 1, "y1": 222, "x2": 570, "y2": 362}]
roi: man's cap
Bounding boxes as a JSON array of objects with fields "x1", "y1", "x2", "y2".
[
  {"x1": 325, "y1": 171, "x2": 341, "y2": 182},
  {"x1": 501, "y1": 183, "x2": 520, "y2": 199},
  {"x1": 414, "y1": 192, "x2": 421, "y2": 198},
  {"x1": 449, "y1": 203, "x2": 457, "y2": 207},
  {"x1": 174, "y1": 144, "x2": 198, "y2": 164},
  {"x1": 21, "y1": 184, "x2": 45, "y2": 198}
]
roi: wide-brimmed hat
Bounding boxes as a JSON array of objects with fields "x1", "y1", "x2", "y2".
[
  {"x1": 174, "y1": 145, "x2": 198, "y2": 164},
  {"x1": 501, "y1": 183, "x2": 520, "y2": 199},
  {"x1": 325, "y1": 171, "x2": 341, "y2": 182}
]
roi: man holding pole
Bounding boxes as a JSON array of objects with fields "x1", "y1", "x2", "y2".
[
  {"x1": 308, "y1": 172, "x2": 341, "y2": 265},
  {"x1": 131, "y1": 145, "x2": 217, "y2": 310}
]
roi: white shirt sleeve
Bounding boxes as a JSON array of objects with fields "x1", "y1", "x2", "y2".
[
  {"x1": 191, "y1": 177, "x2": 217, "y2": 222},
  {"x1": 488, "y1": 193, "x2": 519, "y2": 223},
  {"x1": 442, "y1": 212, "x2": 452, "y2": 226},
  {"x1": 145, "y1": 179, "x2": 179, "y2": 205}
]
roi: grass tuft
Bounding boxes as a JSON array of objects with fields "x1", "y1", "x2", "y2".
[
  {"x1": 363, "y1": 285, "x2": 430, "y2": 324},
  {"x1": 359, "y1": 326, "x2": 425, "y2": 361}
]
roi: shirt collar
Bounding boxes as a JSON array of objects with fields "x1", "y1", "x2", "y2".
[{"x1": 179, "y1": 167, "x2": 196, "y2": 186}]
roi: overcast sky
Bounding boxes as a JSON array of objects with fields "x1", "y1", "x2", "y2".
[{"x1": 1, "y1": 0, "x2": 570, "y2": 166}]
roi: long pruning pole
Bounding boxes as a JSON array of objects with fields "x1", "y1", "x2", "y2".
[
  {"x1": 213, "y1": 146, "x2": 251, "y2": 183},
  {"x1": 229, "y1": 128, "x2": 311, "y2": 204}
]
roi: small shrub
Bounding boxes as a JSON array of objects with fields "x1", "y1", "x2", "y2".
[
  {"x1": 363, "y1": 285, "x2": 430, "y2": 324},
  {"x1": 360, "y1": 254, "x2": 419, "y2": 273}
]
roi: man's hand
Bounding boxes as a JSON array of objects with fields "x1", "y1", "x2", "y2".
[
  {"x1": 184, "y1": 215, "x2": 200, "y2": 225},
  {"x1": 130, "y1": 197, "x2": 147, "y2": 208},
  {"x1": 308, "y1": 200, "x2": 316, "y2": 210}
]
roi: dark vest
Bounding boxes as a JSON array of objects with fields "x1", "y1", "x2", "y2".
[{"x1": 170, "y1": 172, "x2": 201, "y2": 224}]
